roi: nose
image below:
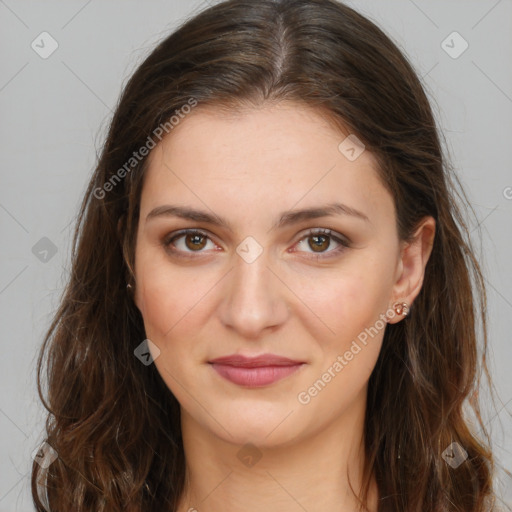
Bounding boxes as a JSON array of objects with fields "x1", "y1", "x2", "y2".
[{"x1": 218, "y1": 251, "x2": 290, "y2": 339}]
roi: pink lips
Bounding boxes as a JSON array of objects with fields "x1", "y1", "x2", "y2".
[{"x1": 208, "y1": 354, "x2": 305, "y2": 387}]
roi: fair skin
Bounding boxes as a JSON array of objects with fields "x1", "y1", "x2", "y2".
[{"x1": 133, "y1": 101, "x2": 435, "y2": 512}]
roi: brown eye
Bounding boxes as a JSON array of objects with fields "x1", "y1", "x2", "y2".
[
  {"x1": 184, "y1": 232, "x2": 207, "y2": 251},
  {"x1": 294, "y1": 228, "x2": 350, "y2": 258},
  {"x1": 308, "y1": 233, "x2": 330, "y2": 252},
  {"x1": 164, "y1": 228, "x2": 350, "y2": 259},
  {"x1": 164, "y1": 229, "x2": 215, "y2": 255}
]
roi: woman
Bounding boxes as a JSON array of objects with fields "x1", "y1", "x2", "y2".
[{"x1": 31, "y1": 0, "x2": 497, "y2": 510}]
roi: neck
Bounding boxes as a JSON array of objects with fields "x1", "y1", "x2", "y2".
[{"x1": 175, "y1": 388, "x2": 378, "y2": 512}]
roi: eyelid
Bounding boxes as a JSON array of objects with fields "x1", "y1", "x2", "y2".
[
  {"x1": 163, "y1": 228, "x2": 219, "y2": 254},
  {"x1": 163, "y1": 227, "x2": 351, "y2": 258},
  {"x1": 291, "y1": 228, "x2": 351, "y2": 257}
]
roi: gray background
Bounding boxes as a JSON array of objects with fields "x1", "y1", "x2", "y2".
[{"x1": 1, "y1": 0, "x2": 511, "y2": 510}]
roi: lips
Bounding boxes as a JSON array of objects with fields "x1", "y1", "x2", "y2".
[
  {"x1": 208, "y1": 353, "x2": 304, "y2": 367},
  {"x1": 208, "y1": 353, "x2": 305, "y2": 387}
]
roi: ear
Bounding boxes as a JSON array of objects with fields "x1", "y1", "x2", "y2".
[{"x1": 387, "y1": 216, "x2": 436, "y2": 324}]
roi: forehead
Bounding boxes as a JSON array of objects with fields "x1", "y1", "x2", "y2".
[
  {"x1": 140, "y1": 102, "x2": 394, "y2": 228},
  {"x1": 147, "y1": 101, "x2": 370, "y2": 172}
]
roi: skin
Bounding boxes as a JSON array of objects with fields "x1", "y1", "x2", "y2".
[{"x1": 133, "y1": 101, "x2": 435, "y2": 512}]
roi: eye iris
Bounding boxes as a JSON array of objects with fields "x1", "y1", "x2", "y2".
[
  {"x1": 309, "y1": 234, "x2": 330, "y2": 252},
  {"x1": 185, "y1": 233, "x2": 207, "y2": 251}
]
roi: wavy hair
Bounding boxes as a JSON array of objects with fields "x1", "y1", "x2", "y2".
[{"x1": 31, "y1": 0, "x2": 497, "y2": 510}]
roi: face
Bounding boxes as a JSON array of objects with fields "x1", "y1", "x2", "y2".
[{"x1": 133, "y1": 102, "x2": 410, "y2": 447}]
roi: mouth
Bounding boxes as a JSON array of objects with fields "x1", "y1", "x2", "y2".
[{"x1": 208, "y1": 353, "x2": 306, "y2": 387}]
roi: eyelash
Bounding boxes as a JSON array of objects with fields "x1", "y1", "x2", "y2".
[{"x1": 162, "y1": 228, "x2": 351, "y2": 260}]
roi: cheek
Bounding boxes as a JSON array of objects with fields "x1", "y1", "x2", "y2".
[
  {"x1": 293, "y1": 271, "x2": 390, "y2": 412},
  {"x1": 134, "y1": 258, "x2": 212, "y2": 392},
  {"x1": 134, "y1": 249, "x2": 214, "y2": 341},
  {"x1": 292, "y1": 262, "x2": 392, "y2": 347}
]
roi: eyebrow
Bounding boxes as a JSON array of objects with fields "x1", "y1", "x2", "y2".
[{"x1": 146, "y1": 202, "x2": 370, "y2": 230}]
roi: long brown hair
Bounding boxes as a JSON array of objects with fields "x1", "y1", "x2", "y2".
[{"x1": 31, "y1": 0, "x2": 497, "y2": 510}]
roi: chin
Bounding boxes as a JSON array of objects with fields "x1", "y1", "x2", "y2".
[{"x1": 208, "y1": 403, "x2": 306, "y2": 448}]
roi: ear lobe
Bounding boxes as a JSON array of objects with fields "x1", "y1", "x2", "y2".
[{"x1": 387, "y1": 216, "x2": 436, "y2": 323}]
